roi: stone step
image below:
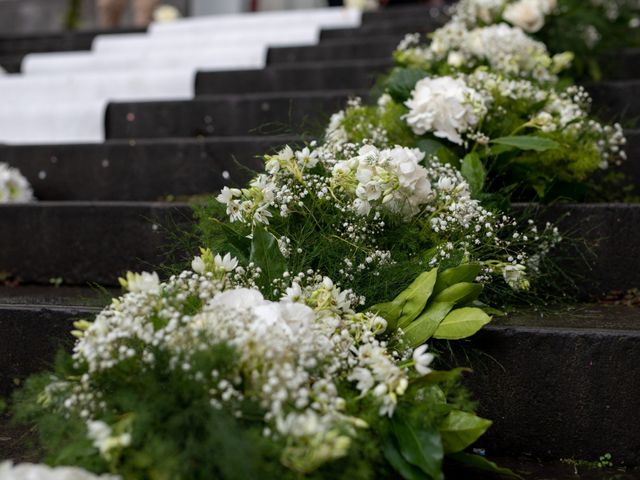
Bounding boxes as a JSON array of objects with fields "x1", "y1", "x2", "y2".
[
  {"x1": 0, "y1": 202, "x2": 637, "y2": 292},
  {"x1": 587, "y1": 80, "x2": 640, "y2": 121},
  {"x1": 321, "y1": 18, "x2": 440, "y2": 40},
  {"x1": 1, "y1": 299, "x2": 639, "y2": 468},
  {"x1": 0, "y1": 28, "x2": 143, "y2": 56},
  {"x1": 196, "y1": 60, "x2": 391, "y2": 95},
  {"x1": 0, "y1": 202, "x2": 192, "y2": 286},
  {"x1": 462, "y1": 304, "x2": 640, "y2": 466},
  {"x1": 106, "y1": 90, "x2": 364, "y2": 139},
  {"x1": 0, "y1": 136, "x2": 296, "y2": 201},
  {"x1": 267, "y1": 36, "x2": 400, "y2": 64},
  {"x1": 1, "y1": 132, "x2": 637, "y2": 202}
]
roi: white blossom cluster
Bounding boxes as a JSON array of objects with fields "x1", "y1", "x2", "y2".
[
  {"x1": 452, "y1": 0, "x2": 557, "y2": 32},
  {"x1": 403, "y1": 75, "x2": 487, "y2": 145},
  {"x1": 396, "y1": 22, "x2": 568, "y2": 83},
  {"x1": 0, "y1": 462, "x2": 119, "y2": 480},
  {"x1": 0, "y1": 162, "x2": 34, "y2": 203},
  {"x1": 49, "y1": 258, "x2": 434, "y2": 473}
]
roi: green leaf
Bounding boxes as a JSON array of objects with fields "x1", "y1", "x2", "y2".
[
  {"x1": 368, "y1": 302, "x2": 402, "y2": 330},
  {"x1": 394, "y1": 268, "x2": 439, "y2": 329},
  {"x1": 433, "y1": 307, "x2": 491, "y2": 340},
  {"x1": 416, "y1": 139, "x2": 460, "y2": 168},
  {"x1": 392, "y1": 417, "x2": 444, "y2": 480},
  {"x1": 249, "y1": 226, "x2": 286, "y2": 284},
  {"x1": 433, "y1": 264, "x2": 482, "y2": 294},
  {"x1": 410, "y1": 368, "x2": 471, "y2": 390},
  {"x1": 383, "y1": 437, "x2": 430, "y2": 480},
  {"x1": 403, "y1": 301, "x2": 454, "y2": 347},
  {"x1": 490, "y1": 135, "x2": 560, "y2": 152},
  {"x1": 460, "y1": 153, "x2": 486, "y2": 196},
  {"x1": 439, "y1": 411, "x2": 492, "y2": 454},
  {"x1": 431, "y1": 283, "x2": 483, "y2": 306},
  {"x1": 447, "y1": 453, "x2": 523, "y2": 479},
  {"x1": 386, "y1": 67, "x2": 429, "y2": 103}
]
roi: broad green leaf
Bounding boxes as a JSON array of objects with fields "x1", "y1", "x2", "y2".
[
  {"x1": 416, "y1": 139, "x2": 460, "y2": 168},
  {"x1": 403, "y1": 301, "x2": 454, "y2": 347},
  {"x1": 433, "y1": 264, "x2": 482, "y2": 294},
  {"x1": 368, "y1": 301, "x2": 402, "y2": 330},
  {"x1": 460, "y1": 153, "x2": 486, "y2": 196},
  {"x1": 392, "y1": 417, "x2": 444, "y2": 480},
  {"x1": 249, "y1": 226, "x2": 286, "y2": 284},
  {"x1": 433, "y1": 307, "x2": 491, "y2": 340},
  {"x1": 395, "y1": 268, "x2": 439, "y2": 329},
  {"x1": 383, "y1": 437, "x2": 430, "y2": 480},
  {"x1": 490, "y1": 135, "x2": 560, "y2": 152},
  {"x1": 431, "y1": 283, "x2": 483, "y2": 306},
  {"x1": 439, "y1": 411, "x2": 492, "y2": 454},
  {"x1": 410, "y1": 368, "x2": 471, "y2": 390},
  {"x1": 386, "y1": 67, "x2": 428, "y2": 102},
  {"x1": 447, "y1": 453, "x2": 523, "y2": 479}
]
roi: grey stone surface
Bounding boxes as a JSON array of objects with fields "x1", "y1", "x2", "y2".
[
  {"x1": 460, "y1": 305, "x2": 640, "y2": 465},
  {"x1": 106, "y1": 90, "x2": 366, "y2": 139},
  {"x1": 0, "y1": 136, "x2": 297, "y2": 200}
]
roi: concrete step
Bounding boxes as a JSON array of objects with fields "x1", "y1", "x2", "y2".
[
  {"x1": 0, "y1": 28, "x2": 143, "y2": 56},
  {"x1": 587, "y1": 80, "x2": 640, "y2": 121},
  {"x1": 196, "y1": 60, "x2": 391, "y2": 95},
  {"x1": 321, "y1": 18, "x2": 440, "y2": 40},
  {"x1": 106, "y1": 90, "x2": 364, "y2": 139},
  {"x1": 268, "y1": 36, "x2": 400, "y2": 64},
  {"x1": 0, "y1": 136, "x2": 296, "y2": 201},
  {"x1": 462, "y1": 304, "x2": 640, "y2": 466},
  {"x1": 0, "y1": 202, "x2": 192, "y2": 286}
]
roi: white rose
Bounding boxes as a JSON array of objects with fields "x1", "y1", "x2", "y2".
[
  {"x1": 447, "y1": 51, "x2": 465, "y2": 68},
  {"x1": 503, "y1": 0, "x2": 546, "y2": 32},
  {"x1": 404, "y1": 76, "x2": 486, "y2": 145},
  {"x1": 0, "y1": 461, "x2": 119, "y2": 480}
]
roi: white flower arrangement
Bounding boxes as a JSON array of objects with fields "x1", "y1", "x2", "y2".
[
  {"x1": 403, "y1": 76, "x2": 487, "y2": 144},
  {"x1": 0, "y1": 163, "x2": 34, "y2": 203},
  {"x1": 0, "y1": 462, "x2": 119, "y2": 480}
]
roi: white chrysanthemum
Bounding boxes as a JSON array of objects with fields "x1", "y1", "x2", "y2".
[
  {"x1": 0, "y1": 163, "x2": 34, "y2": 203},
  {"x1": 0, "y1": 461, "x2": 119, "y2": 480},
  {"x1": 404, "y1": 76, "x2": 486, "y2": 145}
]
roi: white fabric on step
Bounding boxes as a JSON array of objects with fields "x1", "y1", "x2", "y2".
[
  {"x1": 148, "y1": 7, "x2": 362, "y2": 35},
  {"x1": 22, "y1": 45, "x2": 267, "y2": 75},
  {"x1": 92, "y1": 26, "x2": 320, "y2": 54}
]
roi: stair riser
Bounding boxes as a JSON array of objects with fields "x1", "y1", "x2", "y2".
[
  {"x1": 321, "y1": 20, "x2": 442, "y2": 40},
  {"x1": 0, "y1": 204, "x2": 192, "y2": 285},
  {"x1": 0, "y1": 307, "x2": 89, "y2": 399},
  {"x1": 268, "y1": 38, "x2": 399, "y2": 64},
  {"x1": 462, "y1": 325, "x2": 640, "y2": 465},
  {"x1": 0, "y1": 138, "x2": 296, "y2": 201},
  {"x1": 196, "y1": 61, "x2": 391, "y2": 95},
  {"x1": 106, "y1": 92, "x2": 363, "y2": 139},
  {"x1": 588, "y1": 81, "x2": 640, "y2": 121}
]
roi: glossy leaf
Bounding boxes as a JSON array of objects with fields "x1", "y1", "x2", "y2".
[
  {"x1": 395, "y1": 268, "x2": 439, "y2": 329},
  {"x1": 447, "y1": 453, "x2": 523, "y2": 479},
  {"x1": 383, "y1": 437, "x2": 429, "y2": 480},
  {"x1": 392, "y1": 416, "x2": 444, "y2": 480},
  {"x1": 368, "y1": 301, "x2": 402, "y2": 330},
  {"x1": 433, "y1": 264, "x2": 482, "y2": 294},
  {"x1": 431, "y1": 282, "x2": 483, "y2": 306},
  {"x1": 410, "y1": 368, "x2": 471, "y2": 390},
  {"x1": 249, "y1": 226, "x2": 286, "y2": 284},
  {"x1": 490, "y1": 135, "x2": 560, "y2": 152},
  {"x1": 386, "y1": 67, "x2": 428, "y2": 102},
  {"x1": 460, "y1": 153, "x2": 486, "y2": 196},
  {"x1": 433, "y1": 307, "x2": 491, "y2": 340},
  {"x1": 403, "y1": 301, "x2": 454, "y2": 347},
  {"x1": 439, "y1": 411, "x2": 492, "y2": 454}
]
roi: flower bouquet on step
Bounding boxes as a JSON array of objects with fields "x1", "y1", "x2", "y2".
[
  {"x1": 450, "y1": 0, "x2": 640, "y2": 79},
  {"x1": 14, "y1": 262, "x2": 518, "y2": 480}
]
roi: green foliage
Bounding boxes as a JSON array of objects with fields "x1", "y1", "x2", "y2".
[
  {"x1": 439, "y1": 411, "x2": 492, "y2": 454},
  {"x1": 390, "y1": 416, "x2": 444, "y2": 480},
  {"x1": 385, "y1": 67, "x2": 429, "y2": 103},
  {"x1": 447, "y1": 452, "x2": 522, "y2": 479},
  {"x1": 250, "y1": 226, "x2": 287, "y2": 290},
  {"x1": 460, "y1": 153, "x2": 486, "y2": 197},
  {"x1": 433, "y1": 308, "x2": 492, "y2": 340},
  {"x1": 490, "y1": 135, "x2": 560, "y2": 152}
]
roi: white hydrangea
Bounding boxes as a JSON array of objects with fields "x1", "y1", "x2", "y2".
[
  {"x1": 0, "y1": 163, "x2": 34, "y2": 203},
  {"x1": 404, "y1": 76, "x2": 487, "y2": 145},
  {"x1": 0, "y1": 462, "x2": 119, "y2": 480},
  {"x1": 332, "y1": 145, "x2": 432, "y2": 218}
]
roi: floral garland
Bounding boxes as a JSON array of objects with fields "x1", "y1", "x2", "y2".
[{"x1": 9, "y1": 0, "x2": 636, "y2": 478}]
